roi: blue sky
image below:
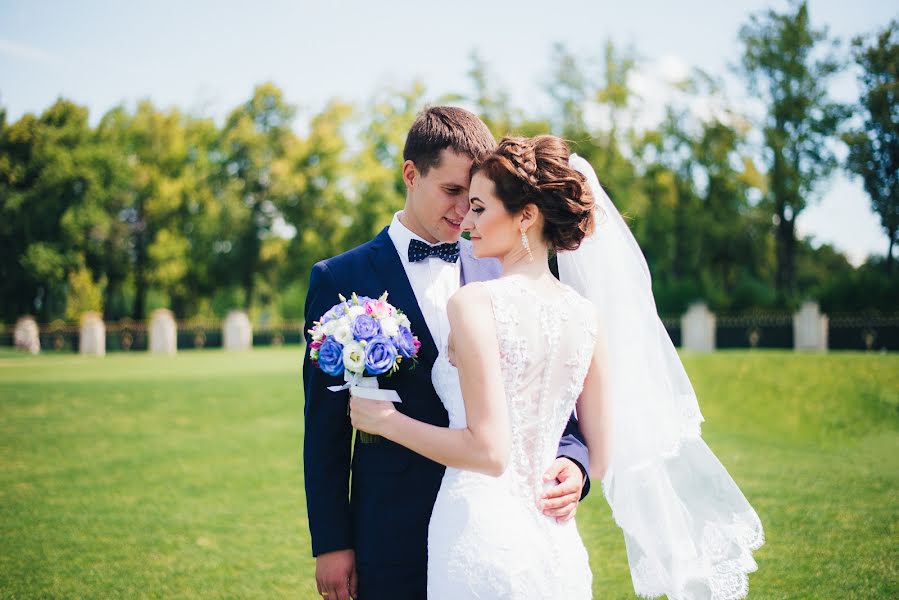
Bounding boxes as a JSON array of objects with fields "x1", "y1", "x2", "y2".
[{"x1": 1, "y1": 0, "x2": 894, "y2": 264}]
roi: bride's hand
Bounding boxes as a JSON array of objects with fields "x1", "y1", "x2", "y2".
[{"x1": 349, "y1": 391, "x2": 397, "y2": 436}]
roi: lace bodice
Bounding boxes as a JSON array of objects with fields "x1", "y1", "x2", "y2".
[
  {"x1": 427, "y1": 274, "x2": 596, "y2": 599},
  {"x1": 431, "y1": 274, "x2": 597, "y2": 504}
]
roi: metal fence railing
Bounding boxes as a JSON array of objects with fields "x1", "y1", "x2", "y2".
[
  {"x1": 715, "y1": 313, "x2": 795, "y2": 349},
  {"x1": 828, "y1": 314, "x2": 899, "y2": 351}
]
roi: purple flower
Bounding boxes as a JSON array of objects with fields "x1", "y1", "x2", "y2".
[
  {"x1": 321, "y1": 296, "x2": 374, "y2": 324},
  {"x1": 351, "y1": 314, "x2": 381, "y2": 341},
  {"x1": 320, "y1": 303, "x2": 346, "y2": 324},
  {"x1": 317, "y1": 337, "x2": 345, "y2": 377},
  {"x1": 394, "y1": 326, "x2": 417, "y2": 359},
  {"x1": 364, "y1": 335, "x2": 398, "y2": 376}
]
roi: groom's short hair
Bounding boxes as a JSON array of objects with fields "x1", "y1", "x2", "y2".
[{"x1": 403, "y1": 107, "x2": 496, "y2": 175}]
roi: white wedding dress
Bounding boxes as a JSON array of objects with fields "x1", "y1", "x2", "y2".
[{"x1": 427, "y1": 274, "x2": 595, "y2": 599}]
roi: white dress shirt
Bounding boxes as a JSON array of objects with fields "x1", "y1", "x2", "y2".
[{"x1": 387, "y1": 211, "x2": 460, "y2": 351}]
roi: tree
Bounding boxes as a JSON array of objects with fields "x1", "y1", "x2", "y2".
[
  {"x1": 97, "y1": 101, "x2": 199, "y2": 319},
  {"x1": 276, "y1": 100, "x2": 354, "y2": 294},
  {"x1": 632, "y1": 70, "x2": 773, "y2": 314},
  {"x1": 594, "y1": 40, "x2": 638, "y2": 144},
  {"x1": 739, "y1": 0, "x2": 846, "y2": 299},
  {"x1": 342, "y1": 83, "x2": 427, "y2": 250},
  {"x1": 216, "y1": 83, "x2": 297, "y2": 310},
  {"x1": 844, "y1": 20, "x2": 899, "y2": 272},
  {"x1": 462, "y1": 51, "x2": 519, "y2": 137},
  {"x1": 543, "y1": 42, "x2": 646, "y2": 217},
  {"x1": 545, "y1": 43, "x2": 590, "y2": 139},
  {"x1": 65, "y1": 261, "x2": 104, "y2": 321},
  {"x1": 0, "y1": 99, "x2": 128, "y2": 322},
  {"x1": 694, "y1": 117, "x2": 773, "y2": 309},
  {"x1": 169, "y1": 115, "x2": 230, "y2": 317}
]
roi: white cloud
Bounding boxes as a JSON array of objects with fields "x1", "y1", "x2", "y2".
[
  {"x1": 0, "y1": 38, "x2": 58, "y2": 65},
  {"x1": 796, "y1": 177, "x2": 888, "y2": 266},
  {"x1": 657, "y1": 54, "x2": 691, "y2": 85},
  {"x1": 583, "y1": 54, "x2": 740, "y2": 135}
]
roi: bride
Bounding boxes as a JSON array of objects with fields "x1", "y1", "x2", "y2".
[{"x1": 350, "y1": 135, "x2": 763, "y2": 599}]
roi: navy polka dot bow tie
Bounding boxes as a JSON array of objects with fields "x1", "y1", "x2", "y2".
[{"x1": 408, "y1": 239, "x2": 460, "y2": 263}]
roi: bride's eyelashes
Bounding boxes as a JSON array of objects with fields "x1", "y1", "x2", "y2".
[{"x1": 471, "y1": 207, "x2": 485, "y2": 215}]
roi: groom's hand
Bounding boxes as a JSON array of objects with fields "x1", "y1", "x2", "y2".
[
  {"x1": 315, "y1": 549, "x2": 357, "y2": 600},
  {"x1": 540, "y1": 457, "x2": 585, "y2": 523}
]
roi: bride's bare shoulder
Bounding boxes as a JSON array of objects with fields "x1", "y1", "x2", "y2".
[
  {"x1": 447, "y1": 282, "x2": 495, "y2": 328},
  {"x1": 448, "y1": 281, "x2": 491, "y2": 310}
]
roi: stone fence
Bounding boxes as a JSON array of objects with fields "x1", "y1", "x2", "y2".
[
  {"x1": 2, "y1": 303, "x2": 897, "y2": 355},
  {"x1": 3, "y1": 310, "x2": 305, "y2": 356},
  {"x1": 661, "y1": 302, "x2": 897, "y2": 352}
]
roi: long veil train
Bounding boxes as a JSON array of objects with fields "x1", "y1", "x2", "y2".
[{"x1": 559, "y1": 154, "x2": 764, "y2": 600}]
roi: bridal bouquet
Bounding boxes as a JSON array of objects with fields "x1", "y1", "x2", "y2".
[{"x1": 308, "y1": 291, "x2": 420, "y2": 391}]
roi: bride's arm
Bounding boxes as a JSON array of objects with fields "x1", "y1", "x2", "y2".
[
  {"x1": 349, "y1": 283, "x2": 511, "y2": 477},
  {"x1": 575, "y1": 311, "x2": 612, "y2": 481}
]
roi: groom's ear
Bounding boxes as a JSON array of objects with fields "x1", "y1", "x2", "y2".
[{"x1": 402, "y1": 160, "x2": 418, "y2": 190}]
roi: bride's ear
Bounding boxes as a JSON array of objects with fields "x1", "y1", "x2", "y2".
[{"x1": 519, "y1": 203, "x2": 539, "y2": 231}]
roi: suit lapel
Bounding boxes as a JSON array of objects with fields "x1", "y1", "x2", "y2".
[{"x1": 367, "y1": 228, "x2": 439, "y2": 368}]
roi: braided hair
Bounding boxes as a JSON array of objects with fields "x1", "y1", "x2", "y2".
[{"x1": 471, "y1": 135, "x2": 595, "y2": 251}]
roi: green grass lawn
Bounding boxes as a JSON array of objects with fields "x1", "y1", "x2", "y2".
[{"x1": 1, "y1": 348, "x2": 896, "y2": 599}]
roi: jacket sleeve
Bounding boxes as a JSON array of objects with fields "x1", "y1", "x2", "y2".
[
  {"x1": 303, "y1": 261, "x2": 354, "y2": 556},
  {"x1": 557, "y1": 413, "x2": 591, "y2": 500}
]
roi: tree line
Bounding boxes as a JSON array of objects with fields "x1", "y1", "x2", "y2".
[{"x1": 1, "y1": 2, "x2": 896, "y2": 325}]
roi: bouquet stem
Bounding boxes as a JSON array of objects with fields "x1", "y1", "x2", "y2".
[
  {"x1": 355, "y1": 375, "x2": 382, "y2": 444},
  {"x1": 358, "y1": 431, "x2": 381, "y2": 444}
]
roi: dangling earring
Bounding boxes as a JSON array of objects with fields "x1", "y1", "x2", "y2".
[{"x1": 521, "y1": 229, "x2": 534, "y2": 262}]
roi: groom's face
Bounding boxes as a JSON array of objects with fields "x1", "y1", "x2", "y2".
[{"x1": 402, "y1": 148, "x2": 473, "y2": 243}]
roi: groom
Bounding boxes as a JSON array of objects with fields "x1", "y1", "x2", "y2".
[{"x1": 303, "y1": 107, "x2": 591, "y2": 600}]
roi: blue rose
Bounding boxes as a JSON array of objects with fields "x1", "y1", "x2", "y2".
[
  {"x1": 394, "y1": 326, "x2": 416, "y2": 358},
  {"x1": 320, "y1": 302, "x2": 346, "y2": 324},
  {"x1": 364, "y1": 335, "x2": 398, "y2": 376},
  {"x1": 351, "y1": 314, "x2": 381, "y2": 341},
  {"x1": 317, "y1": 337, "x2": 345, "y2": 377}
]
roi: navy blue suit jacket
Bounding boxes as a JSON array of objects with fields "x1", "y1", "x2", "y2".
[{"x1": 303, "y1": 227, "x2": 591, "y2": 566}]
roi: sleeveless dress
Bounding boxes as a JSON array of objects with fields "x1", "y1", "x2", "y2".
[{"x1": 427, "y1": 275, "x2": 596, "y2": 599}]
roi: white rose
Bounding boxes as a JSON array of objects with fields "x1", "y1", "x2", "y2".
[
  {"x1": 397, "y1": 314, "x2": 411, "y2": 329},
  {"x1": 343, "y1": 341, "x2": 365, "y2": 373},
  {"x1": 333, "y1": 322, "x2": 354, "y2": 345},
  {"x1": 380, "y1": 316, "x2": 399, "y2": 338},
  {"x1": 348, "y1": 305, "x2": 365, "y2": 319},
  {"x1": 322, "y1": 320, "x2": 338, "y2": 336}
]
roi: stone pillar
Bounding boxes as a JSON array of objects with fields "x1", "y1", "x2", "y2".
[
  {"x1": 79, "y1": 311, "x2": 106, "y2": 356},
  {"x1": 794, "y1": 301, "x2": 828, "y2": 351},
  {"x1": 681, "y1": 302, "x2": 716, "y2": 352},
  {"x1": 14, "y1": 316, "x2": 40, "y2": 354},
  {"x1": 223, "y1": 310, "x2": 252, "y2": 351},
  {"x1": 149, "y1": 309, "x2": 177, "y2": 355}
]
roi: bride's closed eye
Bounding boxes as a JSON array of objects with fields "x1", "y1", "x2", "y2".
[{"x1": 471, "y1": 207, "x2": 484, "y2": 215}]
